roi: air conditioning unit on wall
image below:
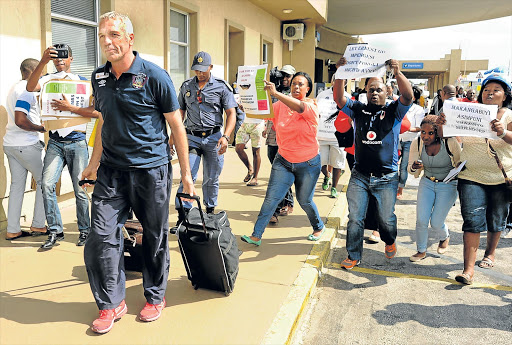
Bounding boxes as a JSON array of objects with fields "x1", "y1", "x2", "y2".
[{"x1": 283, "y1": 23, "x2": 304, "y2": 41}]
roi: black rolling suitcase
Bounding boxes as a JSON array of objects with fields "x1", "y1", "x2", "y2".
[
  {"x1": 123, "y1": 219, "x2": 144, "y2": 272},
  {"x1": 175, "y1": 193, "x2": 241, "y2": 295}
]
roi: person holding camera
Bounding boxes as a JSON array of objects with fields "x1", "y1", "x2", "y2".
[
  {"x1": 265, "y1": 65, "x2": 296, "y2": 222},
  {"x1": 26, "y1": 44, "x2": 99, "y2": 249}
]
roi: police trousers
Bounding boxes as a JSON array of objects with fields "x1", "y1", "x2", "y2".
[{"x1": 84, "y1": 163, "x2": 172, "y2": 310}]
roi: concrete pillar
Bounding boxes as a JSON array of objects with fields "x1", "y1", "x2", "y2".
[{"x1": 448, "y1": 49, "x2": 462, "y2": 86}]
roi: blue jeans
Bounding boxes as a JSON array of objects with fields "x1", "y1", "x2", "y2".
[
  {"x1": 346, "y1": 169, "x2": 399, "y2": 260},
  {"x1": 176, "y1": 131, "x2": 224, "y2": 209},
  {"x1": 415, "y1": 177, "x2": 458, "y2": 252},
  {"x1": 267, "y1": 145, "x2": 294, "y2": 210},
  {"x1": 252, "y1": 153, "x2": 324, "y2": 239},
  {"x1": 458, "y1": 179, "x2": 511, "y2": 233},
  {"x1": 42, "y1": 139, "x2": 90, "y2": 234},
  {"x1": 398, "y1": 140, "x2": 412, "y2": 188}
]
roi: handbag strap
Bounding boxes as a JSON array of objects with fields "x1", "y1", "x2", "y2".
[{"x1": 486, "y1": 138, "x2": 512, "y2": 186}]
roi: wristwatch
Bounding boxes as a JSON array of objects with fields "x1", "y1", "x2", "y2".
[
  {"x1": 498, "y1": 130, "x2": 508, "y2": 139},
  {"x1": 222, "y1": 134, "x2": 230, "y2": 141}
]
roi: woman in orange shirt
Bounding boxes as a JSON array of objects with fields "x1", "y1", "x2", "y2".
[{"x1": 241, "y1": 72, "x2": 324, "y2": 246}]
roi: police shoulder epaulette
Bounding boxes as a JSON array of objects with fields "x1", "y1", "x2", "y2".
[
  {"x1": 180, "y1": 77, "x2": 194, "y2": 89},
  {"x1": 215, "y1": 78, "x2": 233, "y2": 92}
]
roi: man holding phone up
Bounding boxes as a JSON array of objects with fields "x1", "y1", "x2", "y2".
[{"x1": 26, "y1": 44, "x2": 99, "y2": 249}]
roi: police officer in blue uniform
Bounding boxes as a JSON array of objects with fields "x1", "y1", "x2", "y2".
[
  {"x1": 81, "y1": 12, "x2": 195, "y2": 333},
  {"x1": 173, "y1": 51, "x2": 237, "y2": 215}
]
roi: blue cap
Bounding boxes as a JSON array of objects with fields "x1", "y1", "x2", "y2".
[
  {"x1": 191, "y1": 51, "x2": 212, "y2": 72},
  {"x1": 482, "y1": 74, "x2": 511, "y2": 92}
]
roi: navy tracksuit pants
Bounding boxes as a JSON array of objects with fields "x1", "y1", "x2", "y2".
[{"x1": 84, "y1": 163, "x2": 172, "y2": 310}]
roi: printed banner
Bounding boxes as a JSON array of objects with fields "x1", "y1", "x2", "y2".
[
  {"x1": 335, "y1": 44, "x2": 390, "y2": 80},
  {"x1": 442, "y1": 100, "x2": 498, "y2": 138},
  {"x1": 316, "y1": 88, "x2": 338, "y2": 142},
  {"x1": 237, "y1": 64, "x2": 273, "y2": 118},
  {"x1": 40, "y1": 79, "x2": 92, "y2": 118}
]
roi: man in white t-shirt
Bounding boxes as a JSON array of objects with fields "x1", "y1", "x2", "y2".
[
  {"x1": 26, "y1": 44, "x2": 99, "y2": 249},
  {"x1": 397, "y1": 86, "x2": 425, "y2": 199},
  {"x1": 316, "y1": 82, "x2": 346, "y2": 198},
  {"x1": 3, "y1": 58, "x2": 48, "y2": 240},
  {"x1": 234, "y1": 93, "x2": 265, "y2": 187}
]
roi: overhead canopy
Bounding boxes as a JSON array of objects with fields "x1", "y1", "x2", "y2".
[{"x1": 326, "y1": 0, "x2": 512, "y2": 35}]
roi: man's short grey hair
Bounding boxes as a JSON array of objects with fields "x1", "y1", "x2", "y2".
[{"x1": 99, "y1": 11, "x2": 134, "y2": 38}]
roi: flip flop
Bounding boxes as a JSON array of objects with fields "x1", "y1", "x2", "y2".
[
  {"x1": 478, "y1": 257, "x2": 495, "y2": 269},
  {"x1": 455, "y1": 273, "x2": 473, "y2": 285},
  {"x1": 246, "y1": 180, "x2": 259, "y2": 186},
  {"x1": 243, "y1": 172, "x2": 254, "y2": 183}
]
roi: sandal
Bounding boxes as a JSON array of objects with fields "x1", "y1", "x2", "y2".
[
  {"x1": 246, "y1": 179, "x2": 259, "y2": 186},
  {"x1": 243, "y1": 172, "x2": 254, "y2": 183},
  {"x1": 455, "y1": 273, "x2": 473, "y2": 285},
  {"x1": 307, "y1": 228, "x2": 325, "y2": 241},
  {"x1": 478, "y1": 257, "x2": 495, "y2": 269},
  {"x1": 6, "y1": 231, "x2": 33, "y2": 240}
]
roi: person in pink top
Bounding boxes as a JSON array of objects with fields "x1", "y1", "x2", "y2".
[{"x1": 241, "y1": 72, "x2": 324, "y2": 246}]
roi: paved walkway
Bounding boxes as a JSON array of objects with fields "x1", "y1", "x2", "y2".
[{"x1": 0, "y1": 146, "x2": 345, "y2": 345}]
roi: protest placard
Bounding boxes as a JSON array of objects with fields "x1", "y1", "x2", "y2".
[
  {"x1": 335, "y1": 43, "x2": 390, "y2": 80},
  {"x1": 40, "y1": 79, "x2": 92, "y2": 118},
  {"x1": 442, "y1": 100, "x2": 498, "y2": 138},
  {"x1": 316, "y1": 88, "x2": 338, "y2": 141},
  {"x1": 236, "y1": 64, "x2": 273, "y2": 119}
]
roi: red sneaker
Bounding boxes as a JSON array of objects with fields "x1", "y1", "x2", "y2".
[
  {"x1": 385, "y1": 242, "x2": 397, "y2": 259},
  {"x1": 341, "y1": 258, "x2": 360, "y2": 270},
  {"x1": 91, "y1": 300, "x2": 127, "y2": 334},
  {"x1": 139, "y1": 298, "x2": 166, "y2": 322}
]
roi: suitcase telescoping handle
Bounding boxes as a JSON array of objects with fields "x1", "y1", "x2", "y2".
[{"x1": 176, "y1": 192, "x2": 208, "y2": 235}]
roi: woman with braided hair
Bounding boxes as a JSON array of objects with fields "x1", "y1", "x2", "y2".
[{"x1": 407, "y1": 115, "x2": 461, "y2": 262}]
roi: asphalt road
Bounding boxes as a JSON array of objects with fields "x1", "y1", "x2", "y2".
[{"x1": 293, "y1": 176, "x2": 512, "y2": 345}]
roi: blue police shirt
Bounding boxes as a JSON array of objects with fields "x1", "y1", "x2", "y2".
[
  {"x1": 342, "y1": 98, "x2": 411, "y2": 173},
  {"x1": 91, "y1": 51, "x2": 179, "y2": 169},
  {"x1": 178, "y1": 75, "x2": 237, "y2": 131}
]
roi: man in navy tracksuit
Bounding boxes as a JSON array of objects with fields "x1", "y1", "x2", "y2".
[{"x1": 81, "y1": 11, "x2": 195, "y2": 334}]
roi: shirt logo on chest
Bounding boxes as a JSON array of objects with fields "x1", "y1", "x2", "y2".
[
  {"x1": 132, "y1": 73, "x2": 148, "y2": 89},
  {"x1": 367, "y1": 131, "x2": 377, "y2": 140},
  {"x1": 98, "y1": 80, "x2": 107, "y2": 87}
]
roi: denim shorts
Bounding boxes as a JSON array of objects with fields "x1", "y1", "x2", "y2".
[{"x1": 457, "y1": 179, "x2": 511, "y2": 233}]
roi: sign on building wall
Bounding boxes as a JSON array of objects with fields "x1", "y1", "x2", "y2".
[{"x1": 402, "y1": 62, "x2": 424, "y2": 69}]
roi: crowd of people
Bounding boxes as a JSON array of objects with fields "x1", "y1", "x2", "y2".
[{"x1": 3, "y1": 9, "x2": 512, "y2": 334}]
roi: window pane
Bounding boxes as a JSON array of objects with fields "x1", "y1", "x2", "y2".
[
  {"x1": 51, "y1": 0, "x2": 96, "y2": 22},
  {"x1": 170, "y1": 10, "x2": 187, "y2": 43},
  {"x1": 52, "y1": 19, "x2": 97, "y2": 79},
  {"x1": 170, "y1": 44, "x2": 186, "y2": 90},
  {"x1": 263, "y1": 43, "x2": 268, "y2": 63}
]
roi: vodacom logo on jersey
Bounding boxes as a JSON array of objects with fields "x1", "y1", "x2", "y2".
[{"x1": 366, "y1": 131, "x2": 377, "y2": 140}]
